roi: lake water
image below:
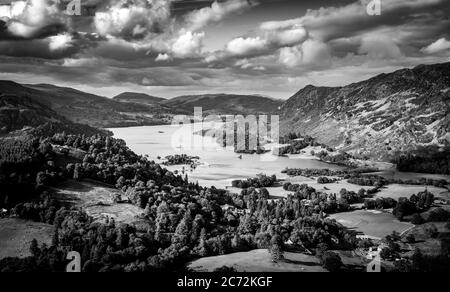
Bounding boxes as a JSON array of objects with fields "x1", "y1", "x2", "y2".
[{"x1": 109, "y1": 123, "x2": 343, "y2": 189}]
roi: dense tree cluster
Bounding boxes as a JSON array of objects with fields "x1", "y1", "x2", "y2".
[
  {"x1": 278, "y1": 133, "x2": 333, "y2": 156},
  {"x1": 393, "y1": 191, "x2": 435, "y2": 220},
  {"x1": 283, "y1": 168, "x2": 338, "y2": 177},
  {"x1": 393, "y1": 248, "x2": 450, "y2": 272},
  {"x1": 0, "y1": 136, "x2": 61, "y2": 208},
  {"x1": 364, "y1": 197, "x2": 397, "y2": 210},
  {"x1": 161, "y1": 154, "x2": 200, "y2": 166},
  {"x1": 11, "y1": 191, "x2": 61, "y2": 224},
  {"x1": 314, "y1": 151, "x2": 356, "y2": 167},
  {"x1": 317, "y1": 177, "x2": 338, "y2": 184},
  {"x1": 282, "y1": 183, "x2": 368, "y2": 214},
  {"x1": 393, "y1": 146, "x2": 450, "y2": 175},
  {"x1": 319, "y1": 251, "x2": 343, "y2": 272},
  {"x1": 0, "y1": 132, "x2": 357, "y2": 272},
  {"x1": 388, "y1": 228, "x2": 450, "y2": 272},
  {"x1": 348, "y1": 174, "x2": 448, "y2": 188},
  {"x1": 231, "y1": 174, "x2": 277, "y2": 189},
  {"x1": 421, "y1": 208, "x2": 450, "y2": 223},
  {"x1": 281, "y1": 168, "x2": 376, "y2": 178},
  {"x1": 347, "y1": 175, "x2": 387, "y2": 187}
]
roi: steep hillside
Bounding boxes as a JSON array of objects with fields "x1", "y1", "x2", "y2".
[
  {"x1": 0, "y1": 81, "x2": 172, "y2": 128},
  {"x1": 163, "y1": 94, "x2": 282, "y2": 115},
  {"x1": 280, "y1": 62, "x2": 450, "y2": 160},
  {"x1": 113, "y1": 92, "x2": 166, "y2": 105},
  {"x1": 0, "y1": 94, "x2": 106, "y2": 136}
]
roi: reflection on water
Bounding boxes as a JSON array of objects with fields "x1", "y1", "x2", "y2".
[{"x1": 109, "y1": 124, "x2": 343, "y2": 189}]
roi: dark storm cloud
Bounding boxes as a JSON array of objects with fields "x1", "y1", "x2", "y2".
[{"x1": 0, "y1": 31, "x2": 102, "y2": 59}]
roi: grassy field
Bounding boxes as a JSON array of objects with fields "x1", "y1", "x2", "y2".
[
  {"x1": 0, "y1": 218, "x2": 53, "y2": 260},
  {"x1": 52, "y1": 179, "x2": 143, "y2": 224},
  {"x1": 376, "y1": 184, "x2": 449, "y2": 200},
  {"x1": 329, "y1": 210, "x2": 414, "y2": 239},
  {"x1": 188, "y1": 249, "x2": 327, "y2": 272}
]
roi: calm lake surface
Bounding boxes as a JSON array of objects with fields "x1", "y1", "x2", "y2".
[
  {"x1": 109, "y1": 124, "x2": 450, "y2": 189},
  {"x1": 109, "y1": 123, "x2": 343, "y2": 189}
]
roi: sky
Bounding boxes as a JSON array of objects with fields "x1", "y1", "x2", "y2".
[{"x1": 0, "y1": 0, "x2": 449, "y2": 99}]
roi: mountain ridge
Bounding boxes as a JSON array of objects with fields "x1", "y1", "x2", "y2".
[
  {"x1": 280, "y1": 62, "x2": 450, "y2": 160},
  {"x1": 162, "y1": 93, "x2": 283, "y2": 115},
  {"x1": 112, "y1": 92, "x2": 166, "y2": 105},
  {"x1": 0, "y1": 81, "x2": 173, "y2": 128},
  {"x1": 0, "y1": 94, "x2": 106, "y2": 136}
]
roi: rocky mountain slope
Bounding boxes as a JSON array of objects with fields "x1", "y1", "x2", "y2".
[
  {"x1": 280, "y1": 62, "x2": 450, "y2": 160},
  {"x1": 162, "y1": 93, "x2": 282, "y2": 115}
]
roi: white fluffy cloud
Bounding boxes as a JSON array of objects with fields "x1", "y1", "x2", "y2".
[
  {"x1": 185, "y1": 0, "x2": 255, "y2": 31},
  {"x1": 221, "y1": 22, "x2": 308, "y2": 60},
  {"x1": 155, "y1": 53, "x2": 172, "y2": 62},
  {"x1": 94, "y1": 0, "x2": 172, "y2": 40},
  {"x1": 267, "y1": 25, "x2": 308, "y2": 47},
  {"x1": 48, "y1": 33, "x2": 73, "y2": 51},
  {"x1": 279, "y1": 39, "x2": 331, "y2": 68},
  {"x1": 260, "y1": 18, "x2": 302, "y2": 31},
  {"x1": 171, "y1": 31, "x2": 205, "y2": 58},
  {"x1": 279, "y1": 46, "x2": 302, "y2": 68},
  {"x1": 226, "y1": 36, "x2": 267, "y2": 56},
  {"x1": 422, "y1": 38, "x2": 450, "y2": 55},
  {"x1": 0, "y1": 1, "x2": 27, "y2": 19},
  {"x1": 259, "y1": 0, "x2": 449, "y2": 42},
  {"x1": 1, "y1": 0, "x2": 65, "y2": 38}
]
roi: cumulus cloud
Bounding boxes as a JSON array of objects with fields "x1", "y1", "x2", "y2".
[
  {"x1": 48, "y1": 33, "x2": 73, "y2": 51},
  {"x1": 260, "y1": 18, "x2": 302, "y2": 31},
  {"x1": 171, "y1": 30, "x2": 205, "y2": 58},
  {"x1": 226, "y1": 36, "x2": 267, "y2": 56},
  {"x1": 0, "y1": 0, "x2": 66, "y2": 39},
  {"x1": 278, "y1": 46, "x2": 302, "y2": 68},
  {"x1": 258, "y1": 0, "x2": 450, "y2": 43},
  {"x1": 278, "y1": 39, "x2": 331, "y2": 68},
  {"x1": 155, "y1": 52, "x2": 172, "y2": 62},
  {"x1": 217, "y1": 22, "x2": 309, "y2": 61},
  {"x1": 185, "y1": 0, "x2": 256, "y2": 31},
  {"x1": 421, "y1": 38, "x2": 450, "y2": 54},
  {"x1": 266, "y1": 25, "x2": 309, "y2": 47},
  {"x1": 0, "y1": 0, "x2": 449, "y2": 98},
  {"x1": 94, "y1": 0, "x2": 172, "y2": 40}
]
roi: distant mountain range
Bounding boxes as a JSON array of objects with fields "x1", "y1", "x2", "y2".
[
  {"x1": 112, "y1": 92, "x2": 166, "y2": 105},
  {"x1": 0, "y1": 81, "x2": 173, "y2": 128},
  {"x1": 0, "y1": 81, "x2": 282, "y2": 129},
  {"x1": 280, "y1": 62, "x2": 450, "y2": 160},
  {"x1": 114, "y1": 92, "x2": 283, "y2": 115},
  {"x1": 1, "y1": 62, "x2": 449, "y2": 161},
  {"x1": 162, "y1": 94, "x2": 282, "y2": 115}
]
